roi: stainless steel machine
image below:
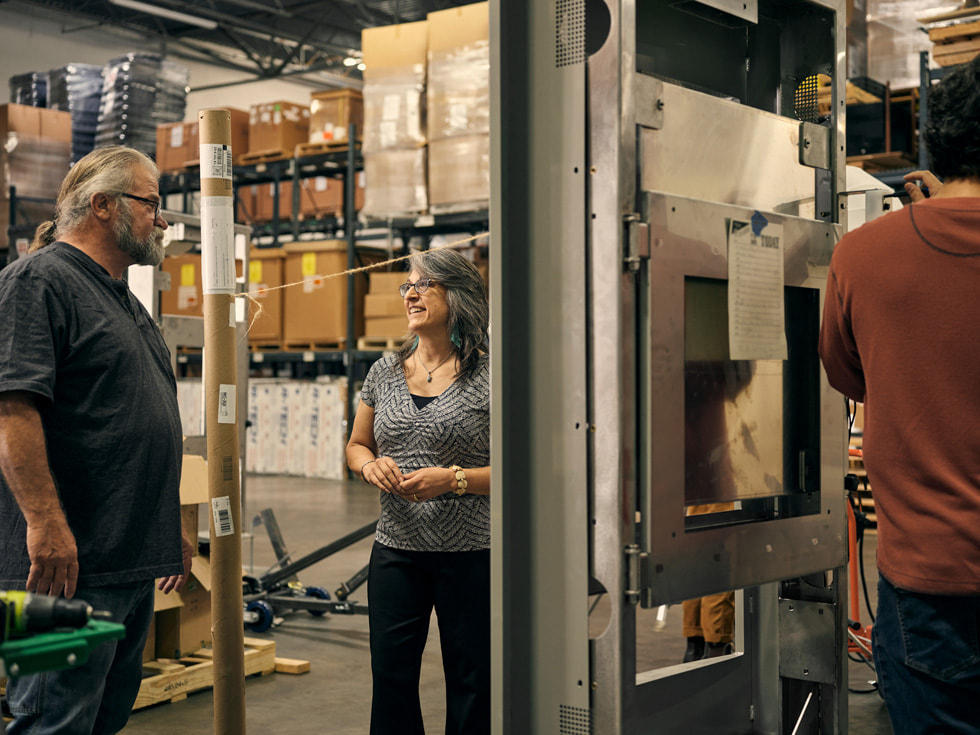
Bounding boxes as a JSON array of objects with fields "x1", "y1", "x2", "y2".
[{"x1": 490, "y1": 0, "x2": 848, "y2": 732}]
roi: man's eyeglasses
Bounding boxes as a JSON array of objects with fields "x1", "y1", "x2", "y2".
[
  {"x1": 399, "y1": 279, "x2": 434, "y2": 298},
  {"x1": 115, "y1": 192, "x2": 163, "y2": 219}
]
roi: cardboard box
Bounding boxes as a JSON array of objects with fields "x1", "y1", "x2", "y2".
[
  {"x1": 0, "y1": 104, "x2": 72, "y2": 250},
  {"x1": 309, "y1": 89, "x2": 363, "y2": 144},
  {"x1": 235, "y1": 184, "x2": 259, "y2": 224},
  {"x1": 160, "y1": 253, "x2": 204, "y2": 317},
  {"x1": 151, "y1": 555, "x2": 212, "y2": 659},
  {"x1": 156, "y1": 122, "x2": 188, "y2": 172},
  {"x1": 428, "y1": 134, "x2": 489, "y2": 212},
  {"x1": 155, "y1": 110, "x2": 249, "y2": 171},
  {"x1": 281, "y1": 240, "x2": 381, "y2": 345},
  {"x1": 361, "y1": 21, "x2": 429, "y2": 152},
  {"x1": 306, "y1": 378, "x2": 348, "y2": 480},
  {"x1": 363, "y1": 148, "x2": 428, "y2": 217},
  {"x1": 248, "y1": 101, "x2": 310, "y2": 154},
  {"x1": 363, "y1": 315, "x2": 408, "y2": 338},
  {"x1": 364, "y1": 292, "x2": 405, "y2": 318},
  {"x1": 427, "y1": 2, "x2": 490, "y2": 141},
  {"x1": 179, "y1": 455, "x2": 210, "y2": 555},
  {"x1": 361, "y1": 20, "x2": 429, "y2": 73},
  {"x1": 370, "y1": 271, "x2": 410, "y2": 294},
  {"x1": 247, "y1": 248, "x2": 285, "y2": 344}
]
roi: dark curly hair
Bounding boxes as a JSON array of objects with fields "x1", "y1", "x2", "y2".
[
  {"x1": 924, "y1": 54, "x2": 980, "y2": 181},
  {"x1": 395, "y1": 248, "x2": 489, "y2": 378}
]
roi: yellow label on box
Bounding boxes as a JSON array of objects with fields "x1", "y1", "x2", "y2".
[
  {"x1": 249, "y1": 261, "x2": 263, "y2": 283},
  {"x1": 301, "y1": 252, "x2": 317, "y2": 277},
  {"x1": 181, "y1": 264, "x2": 196, "y2": 287}
]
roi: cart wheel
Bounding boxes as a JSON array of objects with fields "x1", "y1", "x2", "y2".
[
  {"x1": 245, "y1": 600, "x2": 275, "y2": 632},
  {"x1": 306, "y1": 586, "x2": 331, "y2": 617}
]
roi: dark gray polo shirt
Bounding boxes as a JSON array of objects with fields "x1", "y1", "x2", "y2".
[{"x1": 0, "y1": 241, "x2": 183, "y2": 587}]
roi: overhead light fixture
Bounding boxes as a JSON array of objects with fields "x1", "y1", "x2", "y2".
[{"x1": 108, "y1": 0, "x2": 219, "y2": 30}]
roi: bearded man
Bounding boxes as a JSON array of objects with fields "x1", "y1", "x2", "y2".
[{"x1": 0, "y1": 145, "x2": 192, "y2": 735}]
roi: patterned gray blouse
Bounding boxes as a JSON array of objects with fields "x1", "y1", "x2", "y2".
[{"x1": 361, "y1": 352, "x2": 490, "y2": 552}]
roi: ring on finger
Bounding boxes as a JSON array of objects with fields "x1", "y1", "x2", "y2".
[{"x1": 413, "y1": 493, "x2": 420, "y2": 502}]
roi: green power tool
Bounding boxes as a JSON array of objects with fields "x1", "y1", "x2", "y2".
[{"x1": 0, "y1": 591, "x2": 126, "y2": 678}]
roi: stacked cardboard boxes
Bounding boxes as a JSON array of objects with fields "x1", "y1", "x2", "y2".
[
  {"x1": 146, "y1": 455, "x2": 212, "y2": 661},
  {"x1": 361, "y1": 20, "x2": 429, "y2": 217},
  {"x1": 159, "y1": 253, "x2": 205, "y2": 317},
  {"x1": 426, "y1": 3, "x2": 490, "y2": 212},
  {"x1": 281, "y1": 239, "x2": 384, "y2": 347},
  {"x1": 363, "y1": 271, "x2": 409, "y2": 342},
  {"x1": 0, "y1": 104, "x2": 72, "y2": 264}
]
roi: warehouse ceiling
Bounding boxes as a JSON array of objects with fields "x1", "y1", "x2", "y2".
[{"x1": 1, "y1": 0, "x2": 475, "y2": 90}]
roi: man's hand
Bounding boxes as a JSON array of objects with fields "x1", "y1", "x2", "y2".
[
  {"x1": 25, "y1": 516, "x2": 79, "y2": 598},
  {"x1": 903, "y1": 170, "x2": 943, "y2": 202},
  {"x1": 158, "y1": 530, "x2": 194, "y2": 594}
]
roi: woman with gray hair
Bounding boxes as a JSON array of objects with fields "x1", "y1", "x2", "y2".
[{"x1": 347, "y1": 246, "x2": 491, "y2": 735}]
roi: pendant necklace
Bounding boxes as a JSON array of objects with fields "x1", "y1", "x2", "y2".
[{"x1": 416, "y1": 350, "x2": 453, "y2": 382}]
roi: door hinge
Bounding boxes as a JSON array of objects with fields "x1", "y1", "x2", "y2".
[{"x1": 625, "y1": 214, "x2": 650, "y2": 272}]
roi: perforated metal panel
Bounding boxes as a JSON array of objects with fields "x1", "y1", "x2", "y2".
[
  {"x1": 795, "y1": 73, "x2": 823, "y2": 123},
  {"x1": 556, "y1": 0, "x2": 586, "y2": 67},
  {"x1": 559, "y1": 703, "x2": 591, "y2": 734}
]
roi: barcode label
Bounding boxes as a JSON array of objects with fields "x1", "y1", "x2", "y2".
[
  {"x1": 201, "y1": 143, "x2": 233, "y2": 179},
  {"x1": 217, "y1": 384, "x2": 236, "y2": 423},
  {"x1": 211, "y1": 496, "x2": 234, "y2": 537}
]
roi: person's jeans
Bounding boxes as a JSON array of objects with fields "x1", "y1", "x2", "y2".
[
  {"x1": 873, "y1": 573, "x2": 980, "y2": 735},
  {"x1": 5, "y1": 580, "x2": 155, "y2": 735},
  {"x1": 367, "y1": 542, "x2": 490, "y2": 735}
]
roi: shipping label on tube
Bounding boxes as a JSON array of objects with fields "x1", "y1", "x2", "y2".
[
  {"x1": 211, "y1": 496, "x2": 234, "y2": 537},
  {"x1": 201, "y1": 143, "x2": 233, "y2": 180},
  {"x1": 201, "y1": 197, "x2": 235, "y2": 294},
  {"x1": 218, "y1": 384, "x2": 236, "y2": 423}
]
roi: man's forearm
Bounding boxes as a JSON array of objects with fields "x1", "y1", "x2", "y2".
[{"x1": 0, "y1": 392, "x2": 64, "y2": 523}]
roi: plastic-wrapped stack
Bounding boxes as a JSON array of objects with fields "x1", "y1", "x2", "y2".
[
  {"x1": 48, "y1": 63, "x2": 104, "y2": 165},
  {"x1": 8, "y1": 72, "x2": 47, "y2": 108},
  {"x1": 361, "y1": 20, "x2": 429, "y2": 218},
  {"x1": 426, "y1": 2, "x2": 489, "y2": 213},
  {"x1": 96, "y1": 53, "x2": 188, "y2": 158}
]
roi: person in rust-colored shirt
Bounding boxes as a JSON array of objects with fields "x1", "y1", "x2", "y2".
[{"x1": 819, "y1": 56, "x2": 980, "y2": 735}]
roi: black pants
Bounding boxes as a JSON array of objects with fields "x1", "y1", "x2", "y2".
[{"x1": 368, "y1": 541, "x2": 490, "y2": 735}]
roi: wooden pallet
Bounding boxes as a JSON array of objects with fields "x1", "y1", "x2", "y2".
[
  {"x1": 240, "y1": 149, "x2": 293, "y2": 166},
  {"x1": 134, "y1": 637, "x2": 306, "y2": 710},
  {"x1": 930, "y1": 18, "x2": 980, "y2": 66},
  {"x1": 295, "y1": 140, "x2": 361, "y2": 158},
  {"x1": 279, "y1": 340, "x2": 346, "y2": 352},
  {"x1": 357, "y1": 336, "x2": 402, "y2": 351},
  {"x1": 846, "y1": 151, "x2": 918, "y2": 173}
]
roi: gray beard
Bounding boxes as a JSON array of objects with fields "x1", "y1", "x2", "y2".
[{"x1": 114, "y1": 203, "x2": 165, "y2": 266}]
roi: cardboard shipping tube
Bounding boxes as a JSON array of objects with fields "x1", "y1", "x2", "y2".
[{"x1": 199, "y1": 108, "x2": 246, "y2": 735}]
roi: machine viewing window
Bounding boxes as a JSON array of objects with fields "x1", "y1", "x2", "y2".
[{"x1": 683, "y1": 277, "x2": 821, "y2": 531}]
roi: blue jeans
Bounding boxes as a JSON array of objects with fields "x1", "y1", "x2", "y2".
[
  {"x1": 5, "y1": 581, "x2": 155, "y2": 735},
  {"x1": 873, "y1": 573, "x2": 980, "y2": 735}
]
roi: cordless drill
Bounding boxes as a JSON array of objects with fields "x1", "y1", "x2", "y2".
[{"x1": 0, "y1": 591, "x2": 93, "y2": 643}]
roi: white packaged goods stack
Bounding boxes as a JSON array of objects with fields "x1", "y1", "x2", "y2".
[
  {"x1": 361, "y1": 20, "x2": 429, "y2": 217},
  {"x1": 245, "y1": 378, "x2": 348, "y2": 479},
  {"x1": 176, "y1": 379, "x2": 204, "y2": 437},
  {"x1": 426, "y1": 2, "x2": 490, "y2": 213}
]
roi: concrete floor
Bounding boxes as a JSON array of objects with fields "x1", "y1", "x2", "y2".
[{"x1": 114, "y1": 475, "x2": 892, "y2": 734}]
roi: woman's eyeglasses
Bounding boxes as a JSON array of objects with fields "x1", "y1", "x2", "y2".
[{"x1": 399, "y1": 279, "x2": 434, "y2": 298}]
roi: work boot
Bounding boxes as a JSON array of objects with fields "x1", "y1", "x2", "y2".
[
  {"x1": 683, "y1": 636, "x2": 705, "y2": 662},
  {"x1": 703, "y1": 641, "x2": 734, "y2": 659}
]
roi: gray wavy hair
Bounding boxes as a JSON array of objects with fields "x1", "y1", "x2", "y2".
[
  {"x1": 395, "y1": 247, "x2": 489, "y2": 377},
  {"x1": 30, "y1": 145, "x2": 158, "y2": 252}
]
